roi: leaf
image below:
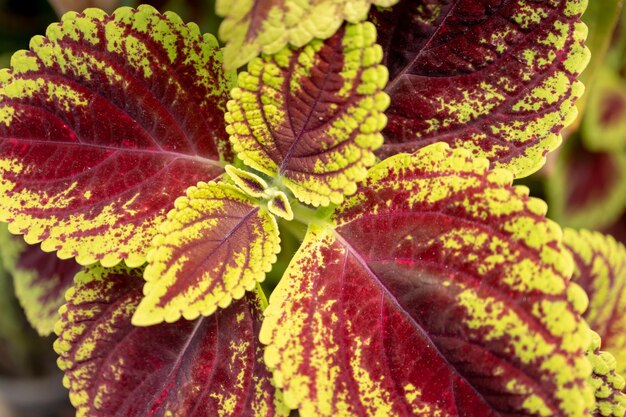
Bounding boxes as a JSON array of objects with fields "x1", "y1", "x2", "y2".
[
  {"x1": 372, "y1": 0, "x2": 590, "y2": 178},
  {"x1": 564, "y1": 228, "x2": 626, "y2": 376},
  {"x1": 225, "y1": 165, "x2": 270, "y2": 198},
  {"x1": 572, "y1": 0, "x2": 623, "y2": 128},
  {"x1": 586, "y1": 331, "x2": 626, "y2": 417},
  {"x1": 55, "y1": 264, "x2": 288, "y2": 417},
  {"x1": 226, "y1": 22, "x2": 389, "y2": 207},
  {"x1": 0, "y1": 5, "x2": 235, "y2": 267},
  {"x1": 216, "y1": 0, "x2": 398, "y2": 70},
  {"x1": 133, "y1": 180, "x2": 280, "y2": 326},
  {"x1": 261, "y1": 142, "x2": 594, "y2": 417},
  {"x1": 546, "y1": 142, "x2": 626, "y2": 230},
  {"x1": 0, "y1": 229, "x2": 24, "y2": 344},
  {"x1": 0, "y1": 224, "x2": 80, "y2": 336},
  {"x1": 267, "y1": 191, "x2": 293, "y2": 221},
  {"x1": 582, "y1": 68, "x2": 626, "y2": 151}
]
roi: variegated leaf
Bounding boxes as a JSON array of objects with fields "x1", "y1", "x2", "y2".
[
  {"x1": 55, "y1": 264, "x2": 288, "y2": 417},
  {"x1": 547, "y1": 143, "x2": 626, "y2": 230},
  {"x1": 226, "y1": 22, "x2": 389, "y2": 206},
  {"x1": 0, "y1": 5, "x2": 235, "y2": 267},
  {"x1": 586, "y1": 331, "x2": 626, "y2": 417},
  {"x1": 261, "y1": 143, "x2": 594, "y2": 417},
  {"x1": 564, "y1": 228, "x2": 626, "y2": 376},
  {"x1": 133, "y1": 180, "x2": 280, "y2": 326},
  {"x1": 582, "y1": 68, "x2": 626, "y2": 151},
  {"x1": 372, "y1": 0, "x2": 590, "y2": 177},
  {"x1": 574, "y1": 0, "x2": 623, "y2": 126},
  {"x1": 216, "y1": 0, "x2": 398, "y2": 69},
  {"x1": 0, "y1": 224, "x2": 80, "y2": 336}
]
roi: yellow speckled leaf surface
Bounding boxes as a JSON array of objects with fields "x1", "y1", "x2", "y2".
[
  {"x1": 133, "y1": 180, "x2": 280, "y2": 326},
  {"x1": 261, "y1": 143, "x2": 594, "y2": 417},
  {"x1": 55, "y1": 264, "x2": 288, "y2": 417},
  {"x1": 0, "y1": 6, "x2": 234, "y2": 267},
  {"x1": 373, "y1": 0, "x2": 590, "y2": 178},
  {"x1": 586, "y1": 331, "x2": 626, "y2": 417},
  {"x1": 226, "y1": 22, "x2": 389, "y2": 207},
  {"x1": 565, "y1": 229, "x2": 626, "y2": 376},
  {"x1": 216, "y1": 0, "x2": 398, "y2": 69}
]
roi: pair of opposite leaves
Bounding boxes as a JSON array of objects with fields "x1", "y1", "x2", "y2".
[{"x1": 0, "y1": 1, "x2": 611, "y2": 417}]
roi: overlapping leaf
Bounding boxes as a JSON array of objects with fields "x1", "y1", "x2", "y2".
[
  {"x1": 573, "y1": 0, "x2": 623, "y2": 126},
  {"x1": 226, "y1": 22, "x2": 389, "y2": 206},
  {"x1": 582, "y1": 68, "x2": 626, "y2": 151},
  {"x1": 372, "y1": 0, "x2": 590, "y2": 177},
  {"x1": 0, "y1": 5, "x2": 235, "y2": 267},
  {"x1": 133, "y1": 180, "x2": 280, "y2": 326},
  {"x1": 261, "y1": 143, "x2": 594, "y2": 417},
  {"x1": 586, "y1": 331, "x2": 626, "y2": 417},
  {"x1": 55, "y1": 264, "x2": 288, "y2": 417},
  {"x1": 564, "y1": 229, "x2": 626, "y2": 376},
  {"x1": 547, "y1": 143, "x2": 626, "y2": 230},
  {"x1": 216, "y1": 0, "x2": 398, "y2": 69},
  {"x1": 0, "y1": 224, "x2": 80, "y2": 336}
]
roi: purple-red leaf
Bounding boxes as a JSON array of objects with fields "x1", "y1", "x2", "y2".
[
  {"x1": 0, "y1": 6, "x2": 235, "y2": 267},
  {"x1": 55, "y1": 264, "x2": 288, "y2": 417},
  {"x1": 133, "y1": 181, "x2": 280, "y2": 326},
  {"x1": 372, "y1": 0, "x2": 590, "y2": 177},
  {"x1": 0, "y1": 225, "x2": 80, "y2": 336},
  {"x1": 261, "y1": 143, "x2": 594, "y2": 417}
]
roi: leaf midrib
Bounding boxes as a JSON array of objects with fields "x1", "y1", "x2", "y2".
[
  {"x1": 384, "y1": 0, "x2": 460, "y2": 93},
  {"x1": 330, "y1": 228, "x2": 563, "y2": 416}
]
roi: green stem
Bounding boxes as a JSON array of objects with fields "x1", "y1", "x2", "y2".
[{"x1": 290, "y1": 200, "x2": 333, "y2": 228}]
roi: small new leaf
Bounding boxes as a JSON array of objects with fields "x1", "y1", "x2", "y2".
[
  {"x1": 55, "y1": 264, "x2": 288, "y2": 417},
  {"x1": 226, "y1": 22, "x2": 389, "y2": 207},
  {"x1": 373, "y1": 0, "x2": 590, "y2": 177},
  {"x1": 261, "y1": 143, "x2": 594, "y2": 417},
  {"x1": 267, "y1": 191, "x2": 293, "y2": 221},
  {"x1": 565, "y1": 228, "x2": 626, "y2": 376},
  {"x1": 216, "y1": 0, "x2": 398, "y2": 69},
  {"x1": 133, "y1": 181, "x2": 280, "y2": 326},
  {"x1": 0, "y1": 5, "x2": 234, "y2": 267},
  {"x1": 225, "y1": 165, "x2": 269, "y2": 198}
]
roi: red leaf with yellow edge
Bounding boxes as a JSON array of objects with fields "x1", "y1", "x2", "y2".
[
  {"x1": 133, "y1": 180, "x2": 280, "y2": 326},
  {"x1": 0, "y1": 224, "x2": 80, "y2": 336},
  {"x1": 55, "y1": 264, "x2": 288, "y2": 417},
  {"x1": 226, "y1": 22, "x2": 389, "y2": 207},
  {"x1": 0, "y1": 5, "x2": 235, "y2": 267},
  {"x1": 546, "y1": 142, "x2": 626, "y2": 230},
  {"x1": 372, "y1": 0, "x2": 590, "y2": 177},
  {"x1": 581, "y1": 68, "x2": 626, "y2": 151},
  {"x1": 261, "y1": 143, "x2": 594, "y2": 417},
  {"x1": 564, "y1": 228, "x2": 626, "y2": 376}
]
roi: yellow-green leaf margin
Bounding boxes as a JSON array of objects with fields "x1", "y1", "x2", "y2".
[
  {"x1": 261, "y1": 143, "x2": 595, "y2": 417},
  {"x1": 587, "y1": 330, "x2": 626, "y2": 417},
  {"x1": 226, "y1": 22, "x2": 389, "y2": 207},
  {"x1": 216, "y1": 0, "x2": 398, "y2": 69},
  {"x1": 133, "y1": 180, "x2": 280, "y2": 326},
  {"x1": 564, "y1": 228, "x2": 626, "y2": 376}
]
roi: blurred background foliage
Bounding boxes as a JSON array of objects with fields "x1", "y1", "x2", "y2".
[{"x1": 0, "y1": 0, "x2": 624, "y2": 416}]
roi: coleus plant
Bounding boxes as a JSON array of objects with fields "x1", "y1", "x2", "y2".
[{"x1": 0, "y1": 1, "x2": 626, "y2": 417}]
